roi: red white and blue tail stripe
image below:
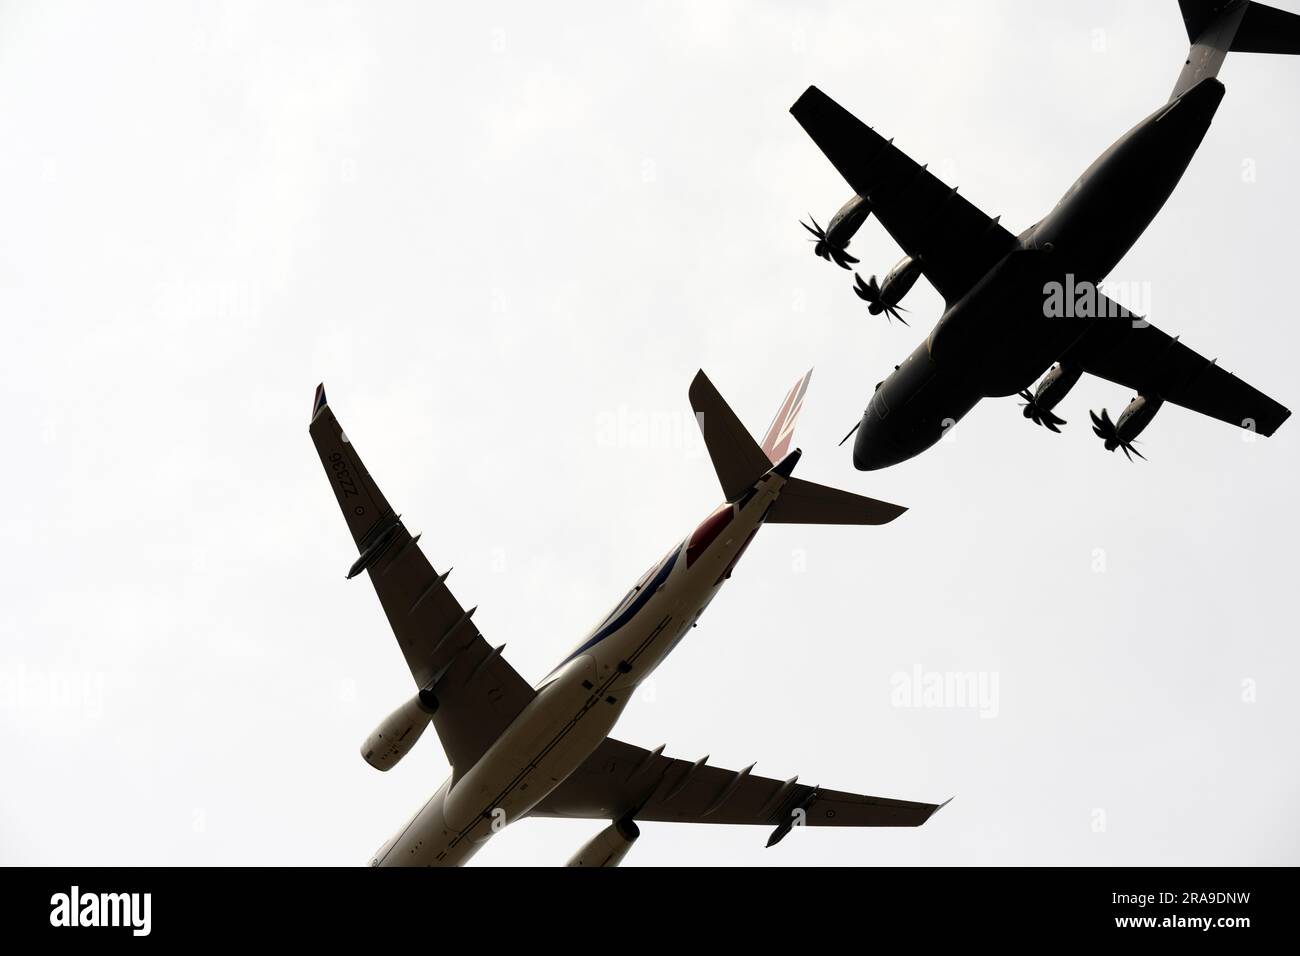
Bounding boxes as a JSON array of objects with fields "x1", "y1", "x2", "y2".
[{"x1": 761, "y1": 369, "x2": 813, "y2": 464}]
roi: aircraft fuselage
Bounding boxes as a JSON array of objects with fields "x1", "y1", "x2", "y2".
[
  {"x1": 853, "y1": 77, "x2": 1226, "y2": 470},
  {"x1": 369, "y1": 466, "x2": 789, "y2": 865}
]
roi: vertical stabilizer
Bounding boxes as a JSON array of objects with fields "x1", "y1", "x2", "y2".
[
  {"x1": 688, "y1": 370, "x2": 906, "y2": 524},
  {"x1": 688, "y1": 369, "x2": 811, "y2": 501},
  {"x1": 1172, "y1": 1, "x2": 1300, "y2": 98}
]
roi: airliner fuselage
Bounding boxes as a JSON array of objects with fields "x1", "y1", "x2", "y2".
[{"x1": 369, "y1": 462, "x2": 790, "y2": 865}]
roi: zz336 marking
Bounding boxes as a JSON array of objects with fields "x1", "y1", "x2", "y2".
[{"x1": 329, "y1": 451, "x2": 361, "y2": 497}]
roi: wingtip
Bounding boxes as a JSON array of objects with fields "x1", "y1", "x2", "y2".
[
  {"x1": 312, "y1": 383, "x2": 328, "y2": 422},
  {"x1": 926, "y1": 796, "x2": 955, "y2": 822},
  {"x1": 872, "y1": 501, "x2": 909, "y2": 525},
  {"x1": 793, "y1": 84, "x2": 822, "y2": 104}
]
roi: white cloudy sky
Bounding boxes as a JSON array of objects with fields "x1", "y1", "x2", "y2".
[{"x1": 2, "y1": 0, "x2": 1297, "y2": 866}]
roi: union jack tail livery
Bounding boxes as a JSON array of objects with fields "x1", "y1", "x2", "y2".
[{"x1": 761, "y1": 369, "x2": 813, "y2": 464}]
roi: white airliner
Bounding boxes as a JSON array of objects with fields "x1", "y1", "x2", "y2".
[{"x1": 310, "y1": 371, "x2": 947, "y2": 866}]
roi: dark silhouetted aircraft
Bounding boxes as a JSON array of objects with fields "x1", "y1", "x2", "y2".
[{"x1": 793, "y1": 0, "x2": 1295, "y2": 469}]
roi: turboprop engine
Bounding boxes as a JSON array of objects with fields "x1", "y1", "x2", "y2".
[
  {"x1": 800, "y1": 194, "x2": 870, "y2": 269},
  {"x1": 1018, "y1": 362, "x2": 1083, "y2": 432},
  {"x1": 853, "y1": 255, "x2": 922, "y2": 324},
  {"x1": 1091, "y1": 393, "x2": 1164, "y2": 461},
  {"x1": 565, "y1": 817, "x2": 641, "y2": 867},
  {"x1": 360, "y1": 689, "x2": 439, "y2": 771}
]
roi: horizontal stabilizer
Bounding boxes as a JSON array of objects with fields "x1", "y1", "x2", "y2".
[
  {"x1": 1233, "y1": 1, "x2": 1300, "y2": 53},
  {"x1": 1172, "y1": 1, "x2": 1300, "y2": 97},
  {"x1": 766, "y1": 476, "x2": 906, "y2": 526}
]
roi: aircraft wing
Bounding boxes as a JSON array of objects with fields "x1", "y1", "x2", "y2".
[
  {"x1": 1063, "y1": 298, "x2": 1291, "y2": 436},
  {"x1": 530, "y1": 736, "x2": 945, "y2": 845},
  {"x1": 308, "y1": 385, "x2": 536, "y2": 776},
  {"x1": 791, "y1": 85, "x2": 1017, "y2": 306}
]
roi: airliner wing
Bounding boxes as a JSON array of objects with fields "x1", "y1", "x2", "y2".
[
  {"x1": 531, "y1": 736, "x2": 945, "y2": 845},
  {"x1": 791, "y1": 85, "x2": 1017, "y2": 306},
  {"x1": 308, "y1": 385, "x2": 536, "y2": 776},
  {"x1": 1063, "y1": 299, "x2": 1291, "y2": 436}
]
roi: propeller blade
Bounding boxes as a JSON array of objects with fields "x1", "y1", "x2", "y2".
[{"x1": 854, "y1": 274, "x2": 883, "y2": 301}]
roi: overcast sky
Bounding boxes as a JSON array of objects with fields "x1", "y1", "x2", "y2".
[{"x1": 2, "y1": 0, "x2": 1297, "y2": 866}]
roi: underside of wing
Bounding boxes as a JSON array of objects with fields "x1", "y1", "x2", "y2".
[
  {"x1": 791, "y1": 85, "x2": 1017, "y2": 305},
  {"x1": 1063, "y1": 305, "x2": 1291, "y2": 436},
  {"x1": 531, "y1": 737, "x2": 944, "y2": 847},
  {"x1": 308, "y1": 386, "x2": 536, "y2": 776}
]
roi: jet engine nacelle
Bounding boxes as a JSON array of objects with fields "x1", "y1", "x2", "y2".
[
  {"x1": 565, "y1": 817, "x2": 641, "y2": 867},
  {"x1": 876, "y1": 255, "x2": 922, "y2": 311},
  {"x1": 360, "y1": 690, "x2": 439, "y2": 772}
]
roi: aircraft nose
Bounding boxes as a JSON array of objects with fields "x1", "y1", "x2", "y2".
[{"x1": 851, "y1": 411, "x2": 909, "y2": 471}]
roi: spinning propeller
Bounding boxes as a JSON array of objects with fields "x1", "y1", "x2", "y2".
[
  {"x1": 800, "y1": 216, "x2": 859, "y2": 270},
  {"x1": 853, "y1": 273, "x2": 909, "y2": 325},
  {"x1": 1090, "y1": 408, "x2": 1146, "y2": 461},
  {"x1": 1018, "y1": 390, "x2": 1067, "y2": 432}
]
